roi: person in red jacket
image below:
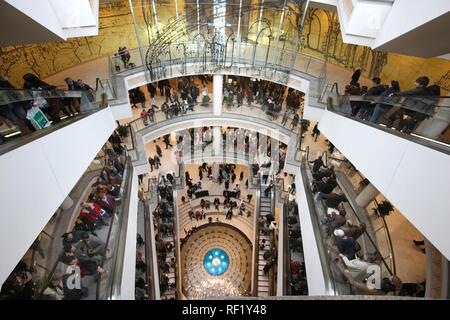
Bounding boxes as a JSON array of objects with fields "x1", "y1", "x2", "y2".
[{"x1": 80, "y1": 202, "x2": 109, "y2": 227}]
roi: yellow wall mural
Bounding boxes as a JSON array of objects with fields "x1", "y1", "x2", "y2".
[
  {"x1": 0, "y1": 1, "x2": 137, "y2": 87},
  {"x1": 381, "y1": 54, "x2": 450, "y2": 94},
  {"x1": 300, "y1": 7, "x2": 450, "y2": 94},
  {"x1": 0, "y1": 2, "x2": 449, "y2": 94}
]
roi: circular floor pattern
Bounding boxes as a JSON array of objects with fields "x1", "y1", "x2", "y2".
[
  {"x1": 203, "y1": 248, "x2": 229, "y2": 276},
  {"x1": 181, "y1": 223, "x2": 252, "y2": 299}
]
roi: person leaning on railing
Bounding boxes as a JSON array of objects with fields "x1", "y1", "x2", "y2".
[
  {"x1": 64, "y1": 77, "x2": 82, "y2": 116},
  {"x1": 355, "y1": 77, "x2": 386, "y2": 120},
  {"x1": 23, "y1": 73, "x2": 64, "y2": 123},
  {"x1": 368, "y1": 80, "x2": 401, "y2": 124},
  {"x1": 386, "y1": 76, "x2": 440, "y2": 134},
  {"x1": 0, "y1": 76, "x2": 35, "y2": 138}
]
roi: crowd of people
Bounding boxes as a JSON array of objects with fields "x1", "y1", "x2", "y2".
[
  {"x1": 285, "y1": 199, "x2": 308, "y2": 295},
  {"x1": 126, "y1": 75, "x2": 304, "y2": 132},
  {"x1": 171, "y1": 126, "x2": 287, "y2": 176},
  {"x1": 131, "y1": 77, "x2": 209, "y2": 126},
  {"x1": 0, "y1": 132, "x2": 126, "y2": 300},
  {"x1": 0, "y1": 74, "x2": 95, "y2": 144},
  {"x1": 183, "y1": 163, "x2": 252, "y2": 224},
  {"x1": 45, "y1": 140, "x2": 125, "y2": 300},
  {"x1": 152, "y1": 175, "x2": 177, "y2": 297},
  {"x1": 344, "y1": 71, "x2": 441, "y2": 135},
  {"x1": 222, "y1": 77, "x2": 303, "y2": 129},
  {"x1": 135, "y1": 234, "x2": 149, "y2": 300}
]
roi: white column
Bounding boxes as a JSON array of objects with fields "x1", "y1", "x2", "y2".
[
  {"x1": 60, "y1": 195, "x2": 74, "y2": 210},
  {"x1": 213, "y1": 126, "x2": 222, "y2": 156},
  {"x1": 213, "y1": 74, "x2": 223, "y2": 116},
  {"x1": 355, "y1": 183, "x2": 380, "y2": 208}
]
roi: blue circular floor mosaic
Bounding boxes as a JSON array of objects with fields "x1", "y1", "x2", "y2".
[{"x1": 203, "y1": 248, "x2": 229, "y2": 276}]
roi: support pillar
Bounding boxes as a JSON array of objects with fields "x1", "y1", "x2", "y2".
[
  {"x1": 213, "y1": 126, "x2": 222, "y2": 156},
  {"x1": 355, "y1": 183, "x2": 380, "y2": 208},
  {"x1": 213, "y1": 75, "x2": 223, "y2": 116},
  {"x1": 60, "y1": 195, "x2": 74, "y2": 210}
]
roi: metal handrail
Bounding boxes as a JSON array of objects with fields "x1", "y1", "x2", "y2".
[
  {"x1": 104, "y1": 157, "x2": 133, "y2": 299},
  {"x1": 299, "y1": 156, "x2": 339, "y2": 294},
  {"x1": 98, "y1": 157, "x2": 133, "y2": 300},
  {"x1": 331, "y1": 82, "x2": 339, "y2": 95},
  {"x1": 282, "y1": 197, "x2": 291, "y2": 295},
  {"x1": 268, "y1": 176, "x2": 277, "y2": 296},
  {"x1": 36, "y1": 152, "x2": 125, "y2": 299},
  {"x1": 143, "y1": 196, "x2": 155, "y2": 299},
  {"x1": 172, "y1": 189, "x2": 180, "y2": 299},
  {"x1": 153, "y1": 173, "x2": 178, "y2": 299},
  {"x1": 36, "y1": 250, "x2": 65, "y2": 298},
  {"x1": 371, "y1": 198, "x2": 397, "y2": 275},
  {"x1": 95, "y1": 157, "x2": 130, "y2": 299},
  {"x1": 252, "y1": 176, "x2": 261, "y2": 296},
  {"x1": 335, "y1": 161, "x2": 397, "y2": 276}
]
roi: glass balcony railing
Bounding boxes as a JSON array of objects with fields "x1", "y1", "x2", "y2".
[
  {"x1": 0, "y1": 148, "x2": 131, "y2": 300},
  {"x1": 126, "y1": 100, "x2": 301, "y2": 133},
  {"x1": 122, "y1": 99, "x2": 302, "y2": 163},
  {"x1": 328, "y1": 94, "x2": 450, "y2": 149},
  {"x1": 273, "y1": 176, "x2": 308, "y2": 296},
  {"x1": 330, "y1": 160, "x2": 396, "y2": 277},
  {"x1": 300, "y1": 149, "x2": 398, "y2": 296},
  {"x1": 107, "y1": 42, "x2": 326, "y2": 92},
  {"x1": 0, "y1": 88, "x2": 106, "y2": 154}
]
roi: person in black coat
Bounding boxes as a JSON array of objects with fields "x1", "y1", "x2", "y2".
[
  {"x1": 164, "y1": 86, "x2": 172, "y2": 103},
  {"x1": 313, "y1": 166, "x2": 335, "y2": 181},
  {"x1": 335, "y1": 236, "x2": 360, "y2": 260},
  {"x1": 312, "y1": 123, "x2": 320, "y2": 141},
  {"x1": 264, "y1": 182, "x2": 273, "y2": 197},
  {"x1": 356, "y1": 77, "x2": 386, "y2": 120},
  {"x1": 154, "y1": 155, "x2": 161, "y2": 169},
  {"x1": 312, "y1": 175, "x2": 337, "y2": 194},
  {"x1": 156, "y1": 144, "x2": 162, "y2": 158},
  {"x1": 148, "y1": 157, "x2": 155, "y2": 171},
  {"x1": 369, "y1": 80, "x2": 401, "y2": 124},
  {"x1": 309, "y1": 156, "x2": 325, "y2": 173},
  {"x1": 163, "y1": 134, "x2": 173, "y2": 149},
  {"x1": 387, "y1": 76, "x2": 434, "y2": 133},
  {"x1": 350, "y1": 69, "x2": 361, "y2": 86},
  {"x1": 147, "y1": 82, "x2": 157, "y2": 102}
]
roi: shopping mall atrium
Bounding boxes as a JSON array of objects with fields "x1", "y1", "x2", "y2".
[{"x1": 0, "y1": 0, "x2": 449, "y2": 301}]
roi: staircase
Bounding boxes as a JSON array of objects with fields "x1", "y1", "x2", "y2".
[
  {"x1": 159, "y1": 196, "x2": 177, "y2": 299},
  {"x1": 161, "y1": 232, "x2": 176, "y2": 299},
  {"x1": 257, "y1": 183, "x2": 273, "y2": 297}
]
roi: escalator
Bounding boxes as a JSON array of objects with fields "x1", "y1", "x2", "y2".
[{"x1": 0, "y1": 87, "x2": 117, "y2": 287}]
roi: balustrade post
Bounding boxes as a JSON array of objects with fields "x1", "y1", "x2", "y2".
[{"x1": 355, "y1": 183, "x2": 380, "y2": 208}]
